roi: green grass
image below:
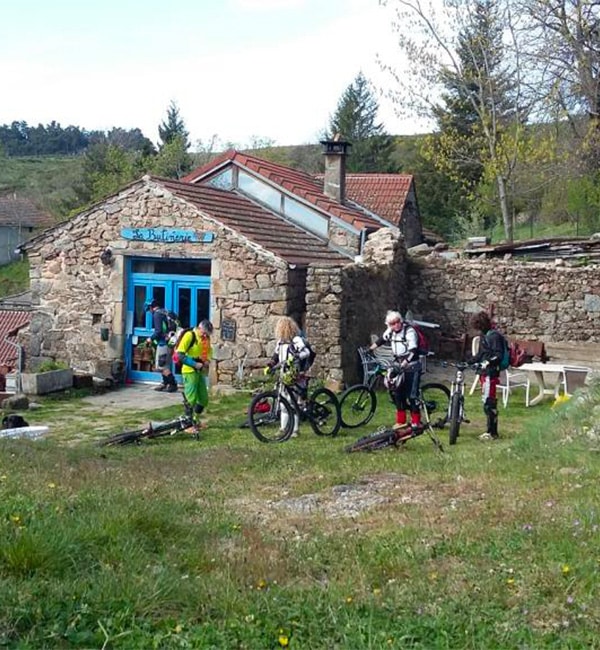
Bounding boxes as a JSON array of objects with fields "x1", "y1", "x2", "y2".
[
  {"x1": 0, "y1": 258, "x2": 29, "y2": 298},
  {"x1": 1, "y1": 380, "x2": 599, "y2": 648}
]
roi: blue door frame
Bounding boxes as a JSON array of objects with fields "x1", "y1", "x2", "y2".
[{"x1": 126, "y1": 261, "x2": 211, "y2": 383}]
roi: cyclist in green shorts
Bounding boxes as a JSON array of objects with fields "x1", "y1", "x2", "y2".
[{"x1": 175, "y1": 320, "x2": 213, "y2": 435}]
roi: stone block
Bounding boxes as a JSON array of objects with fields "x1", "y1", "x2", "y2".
[{"x1": 21, "y1": 369, "x2": 73, "y2": 395}]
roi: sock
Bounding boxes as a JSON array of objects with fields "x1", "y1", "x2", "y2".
[
  {"x1": 396, "y1": 410, "x2": 407, "y2": 426},
  {"x1": 411, "y1": 412, "x2": 421, "y2": 427}
]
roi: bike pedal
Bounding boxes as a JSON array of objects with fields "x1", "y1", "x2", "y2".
[{"x1": 463, "y1": 419, "x2": 470, "y2": 424}]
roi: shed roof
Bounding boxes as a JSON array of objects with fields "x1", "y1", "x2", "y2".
[
  {"x1": 343, "y1": 174, "x2": 414, "y2": 227},
  {"x1": 0, "y1": 195, "x2": 52, "y2": 228},
  {"x1": 0, "y1": 310, "x2": 30, "y2": 368}
]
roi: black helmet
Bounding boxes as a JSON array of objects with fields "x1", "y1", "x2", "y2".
[{"x1": 199, "y1": 319, "x2": 214, "y2": 335}]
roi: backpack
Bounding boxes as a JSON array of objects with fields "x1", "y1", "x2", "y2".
[
  {"x1": 157, "y1": 308, "x2": 180, "y2": 334},
  {"x1": 170, "y1": 328, "x2": 196, "y2": 372},
  {"x1": 405, "y1": 322, "x2": 429, "y2": 356},
  {"x1": 498, "y1": 334, "x2": 511, "y2": 371},
  {"x1": 508, "y1": 340, "x2": 527, "y2": 368},
  {"x1": 292, "y1": 336, "x2": 316, "y2": 371}
]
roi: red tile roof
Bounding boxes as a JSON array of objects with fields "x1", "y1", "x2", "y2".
[
  {"x1": 154, "y1": 177, "x2": 351, "y2": 266},
  {"x1": 343, "y1": 174, "x2": 414, "y2": 227},
  {"x1": 0, "y1": 310, "x2": 31, "y2": 369},
  {"x1": 0, "y1": 195, "x2": 53, "y2": 227},
  {"x1": 183, "y1": 150, "x2": 383, "y2": 231}
]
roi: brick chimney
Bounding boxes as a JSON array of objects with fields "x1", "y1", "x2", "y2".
[{"x1": 320, "y1": 136, "x2": 351, "y2": 204}]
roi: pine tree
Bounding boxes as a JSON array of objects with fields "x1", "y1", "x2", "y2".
[
  {"x1": 158, "y1": 100, "x2": 190, "y2": 149},
  {"x1": 328, "y1": 73, "x2": 396, "y2": 172}
]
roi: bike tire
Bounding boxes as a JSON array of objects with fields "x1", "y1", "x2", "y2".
[
  {"x1": 345, "y1": 427, "x2": 397, "y2": 453},
  {"x1": 339, "y1": 384, "x2": 377, "y2": 428},
  {"x1": 421, "y1": 382, "x2": 451, "y2": 429},
  {"x1": 448, "y1": 392, "x2": 462, "y2": 445},
  {"x1": 248, "y1": 391, "x2": 294, "y2": 443},
  {"x1": 308, "y1": 387, "x2": 341, "y2": 437},
  {"x1": 99, "y1": 428, "x2": 146, "y2": 447}
]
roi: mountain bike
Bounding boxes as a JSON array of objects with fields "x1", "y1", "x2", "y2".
[
  {"x1": 339, "y1": 347, "x2": 450, "y2": 429},
  {"x1": 345, "y1": 379, "x2": 446, "y2": 453},
  {"x1": 247, "y1": 364, "x2": 341, "y2": 443},
  {"x1": 99, "y1": 414, "x2": 195, "y2": 446},
  {"x1": 440, "y1": 360, "x2": 473, "y2": 445}
]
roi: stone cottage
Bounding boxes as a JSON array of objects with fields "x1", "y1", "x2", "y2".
[{"x1": 20, "y1": 141, "x2": 423, "y2": 387}]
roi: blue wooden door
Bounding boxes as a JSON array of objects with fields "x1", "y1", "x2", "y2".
[{"x1": 126, "y1": 263, "x2": 211, "y2": 383}]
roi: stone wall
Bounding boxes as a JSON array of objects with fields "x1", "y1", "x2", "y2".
[
  {"x1": 25, "y1": 178, "x2": 297, "y2": 384},
  {"x1": 305, "y1": 228, "x2": 409, "y2": 388},
  {"x1": 407, "y1": 254, "x2": 600, "y2": 344}
]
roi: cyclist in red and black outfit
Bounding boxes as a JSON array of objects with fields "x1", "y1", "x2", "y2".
[
  {"x1": 370, "y1": 310, "x2": 423, "y2": 431},
  {"x1": 470, "y1": 311, "x2": 504, "y2": 441}
]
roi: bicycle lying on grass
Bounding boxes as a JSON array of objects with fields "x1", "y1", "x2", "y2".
[
  {"x1": 339, "y1": 347, "x2": 451, "y2": 431},
  {"x1": 99, "y1": 415, "x2": 196, "y2": 446},
  {"x1": 345, "y1": 379, "x2": 446, "y2": 453},
  {"x1": 247, "y1": 363, "x2": 341, "y2": 443}
]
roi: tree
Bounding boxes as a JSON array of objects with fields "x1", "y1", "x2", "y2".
[
  {"x1": 515, "y1": 0, "x2": 600, "y2": 169},
  {"x1": 380, "y1": 0, "x2": 531, "y2": 241},
  {"x1": 158, "y1": 100, "x2": 190, "y2": 149},
  {"x1": 149, "y1": 135, "x2": 193, "y2": 179},
  {"x1": 327, "y1": 72, "x2": 396, "y2": 172}
]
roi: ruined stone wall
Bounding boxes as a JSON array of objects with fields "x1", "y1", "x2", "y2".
[
  {"x1": 26, "y1": 179, "x2": 293, "y2": 383},
  {"x1": 407, "y1": 254, "x2": 600, "y2": 342},
  {"x1": 305, "y1": 228, "x2": 408, "y2": 388}
]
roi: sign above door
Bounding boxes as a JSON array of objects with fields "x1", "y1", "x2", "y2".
[{"x1": 121, "y1": 228, "x2": 215, "y2": 243}]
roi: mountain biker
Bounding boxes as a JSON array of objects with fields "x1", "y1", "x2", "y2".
[
  {"x1": 369, "y1": 310, "x2": 422, "y2": 431},
  {"x1": 146, "y1": 299, "x2": 177, "y2": 393},
  {"x1": 264, "y1": 316, "x2": 312, "y2": 438},
  {"x1": 176, "y1": 319, "x2": 213, "y2": 436},
  {"x1": 469, "y1": 311, "x2": 503, "y2": 441}
]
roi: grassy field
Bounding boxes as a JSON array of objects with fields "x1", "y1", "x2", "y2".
[{"x1": 1, "y1": 378, "x2": 599, "y2": 649}]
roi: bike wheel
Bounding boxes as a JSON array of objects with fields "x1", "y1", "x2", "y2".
[
  {"x1": 421, "y1": 382, "x2": 451, "y2": 429},
  {"x1": 99, "y1": 427, "x2": 146, "y2": 447},
  {"x1": 308, "y1": 388, "x2": 341, "y2": 437},
  {"x1": 339, "y1": 384, "x2": 377, "y2": 428},
  {"x1": 248, "y1": 391, "x2": 294, "y2": 443},
  {"x1": 345, "y1": 427, "x2": 397, "y2": 453},
  {"x1": 448, "y1": 392, "x2": 462, "y2": 445}
]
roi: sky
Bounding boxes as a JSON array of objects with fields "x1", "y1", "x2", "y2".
[{"x1": 1, "y1": 0, "x2": 431, "y2": 149}]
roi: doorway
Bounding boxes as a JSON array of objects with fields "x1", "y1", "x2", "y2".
[{"x1": 126, "y1": 257, "x2": 211, "y2": 382}]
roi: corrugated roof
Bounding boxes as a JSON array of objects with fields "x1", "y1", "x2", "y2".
[
  {"x1": 182, "y1": 149, "x2": 383, "y2": 231},
  {"x1": 0, "y1": 310, "x2": 30, "y2": 368},
  {"x1": 154, "y1": 177, "x2": 351, "y2": 266},
  {"x1": 0, "y1": 195, "x2": 53, "y2": 227}
]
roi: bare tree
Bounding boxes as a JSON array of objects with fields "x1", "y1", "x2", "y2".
[
  {"x1": 515, "y1": 0, "x2": 600, "y2": 168},
  {"x1": 380, "y1": 0, "x2": 532, "y2": 241}
]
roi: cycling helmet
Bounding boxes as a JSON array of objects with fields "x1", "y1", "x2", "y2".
[
  {"x1": 199, "y1": 319, "x2": 214, "y2": 335},
  {"x1": 384, "y1": 367, "x2": 404, "y2": 390}
]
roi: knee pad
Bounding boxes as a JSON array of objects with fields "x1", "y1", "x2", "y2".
[
  {"x1": 194, "y1": 404, "x2": 204, "y2": 415},
  {"x1": 408, "y1": 398, "x2": 420, "y2": 413}
]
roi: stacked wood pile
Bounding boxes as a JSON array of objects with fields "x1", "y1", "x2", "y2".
[{"x1": 463, "y1": 236, "x2": 600, "y2": 264}]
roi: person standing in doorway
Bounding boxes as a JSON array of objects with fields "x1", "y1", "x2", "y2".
[
  {"x1": 146, "y1": 299, "x2": 178, "y2": 393},
  {"x1": 175, "y1": 319, "x2": 213, "y2": 436},
  {"x1": 369, "y1": 310, "x2": 423, "y2": 432},
  {"x1": 469, "y1": 311, "x2": 504, "y2": 441}
]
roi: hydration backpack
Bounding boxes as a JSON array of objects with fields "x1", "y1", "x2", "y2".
[
  {"x1": 158, "y1": 309, "x2": 180, "y2": 334},
  {"x1": 499, "y1": 335, "x2": 511, "y2": 370},
  {"x1": 404, "y1": 322, "x2": 429, "y2": 356}
]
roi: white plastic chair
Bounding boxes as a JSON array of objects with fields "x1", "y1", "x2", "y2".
[
  {"x1": 497, "y1": 368, "x2": 531, "y2": 408},
  {"x1": 469, "y1": 336, "x2": 481, "y2": 395}
]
